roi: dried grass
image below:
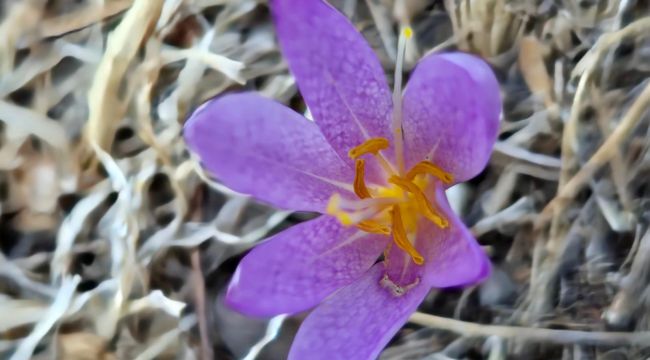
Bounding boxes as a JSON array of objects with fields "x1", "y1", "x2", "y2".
[{"x1": 0, "y1": 0, "x2": 649, "y2": 359}]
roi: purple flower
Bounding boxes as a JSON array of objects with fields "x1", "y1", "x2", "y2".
[{"x1": 184, "y1": 0, "x2": 501, "y2": 358}]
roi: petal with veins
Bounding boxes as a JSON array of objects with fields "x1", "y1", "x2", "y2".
[
  {"x1": 402, "y1": 53, "x2": 501, "y2": 183},
  {"x1": 225, "y1": 216, "x2": 389, "y2": 317},
  {"x1": 184, "y1": 92, "x2": 354, "y2": 212},
  {"x1": 270, "y1": 0, "x2": 393, "y2": 182},
  {"x1": 288, "y1": 264, "x2": 430, "y2": 360}
]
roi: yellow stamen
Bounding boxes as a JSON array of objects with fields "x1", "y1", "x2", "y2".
[
  {"x1": 326, "y1": 194, "x2": 353, "y2": 225},
  {"x1": 389, "y1": 176, "x2": 449, "y2": 228},
  {"x1": 405, "y1": 161, "x2": 454, "y2": 184},
  {"x1": 391, "y1": 206, "x2": 424, "y2": 265},
  {"x1": 348, "y1": 137, "x2": 390, "y2": 159},
  {"x1": 356, "y1": 220, "x2": 391, "y2": 235},
  {"x1": 327, "y1": 193, "x2": 396, "y2": 226},
  {"x1": 353, "y1": 159, "x2": 372, "y2": 199}
]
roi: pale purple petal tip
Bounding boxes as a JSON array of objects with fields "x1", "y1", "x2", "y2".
[
  {"x1": 402, "y1": 52, "x2": 502, "y2": 183},
  {"x1": 288, "y1": 264, "x2": 430, "y2": 360},
  {"x1": 270, "y1": 0, "x2": 393, "y2": 182},
  {"x1": 184, "y1": 92, "x2": 354, "y2": 212},
  {"x1": 225, "y1": 216, "x2": 389, "y2": 317},
  {"x1": 437, "y1": 52, "x2": 502, "y2": 124}
]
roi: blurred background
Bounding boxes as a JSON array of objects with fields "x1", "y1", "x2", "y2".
[{"x1": 0, "y1": 0, "x2": 649, "y2": 359}]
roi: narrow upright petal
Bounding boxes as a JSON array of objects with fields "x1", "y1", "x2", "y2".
[
  {"x1": 402, "y1": 53, "x2": 501, "y2": 183},
  {"x1": 225, "y1": 216, "x2": 389, "y2": 317},
  {"x1": 184, "y1": 93, "x2": 354, "y2": 212},
  {"x1": 288, "y1": 264, "x2": 430, "y2": 360},
  {"x1": 270, "y1": 0, "x2": 393, "y2": 179}
]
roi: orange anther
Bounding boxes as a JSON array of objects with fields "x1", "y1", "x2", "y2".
[
  {"x1": 388, "y1": 176, "x2": 448, "y2": 229},
  {"x1": 353, "y1": 159, "x2": 372, "y2": 199},
  {"x1": 356, "y1": 220, "x2": 391, "y2": 235},
  {"x1": 391, "y1": 206, "x2": 424, "y2": 265},
  {"x1": 405, "y1": 161, "x2": 454, "y2": 184},
  {"x1": 348, "y1": 137, "x2": 390, "y2": 159}
]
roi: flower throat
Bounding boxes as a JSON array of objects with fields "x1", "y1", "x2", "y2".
[{"x1": 326, "y1": 137, "x2": 453, "y2": 265}]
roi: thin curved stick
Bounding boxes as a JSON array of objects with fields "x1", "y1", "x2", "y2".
[{"x1": 410, "y1": 312, "x2": 650, "y2": 346}]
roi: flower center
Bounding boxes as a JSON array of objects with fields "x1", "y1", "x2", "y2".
[{"x1": 326, "y1": 137, "x2": 453, "y2": 265}]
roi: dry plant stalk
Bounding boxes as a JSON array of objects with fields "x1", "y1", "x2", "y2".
[
  {"x1": 85, "y1": 0, "x2": 164, "y2": 153},
  {"x1": 540, "y1": 79, "x2": 650, "y2": 234},
  {"x1": 410, "y1": 312, "x2": 650, "y2": 346}
]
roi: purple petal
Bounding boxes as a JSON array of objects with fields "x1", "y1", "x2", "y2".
[
  {"x1": 288, "y1": 264, "x2": 430, "y2": 360},
  {"x1": 439, "y1": 53, "x2": 502, "y2": 121},
  {"x1": 184, "y1": 92, "x2": 354, "y2": 212},
  {"x1": 402, "y1": 52, "x2": 501, "y2": 183},
  {"x1": 420, "y1": 220, "x2": 491, "y2": 288},
  {"x1": 422, "y1": 184, "x2": 491, "y2": 287},
  {"x1": 225, "y1": 215, "x2": 389, "y2": 317},
  {"x1": 270, "y1": 0, "x2": 393, "y2": 180},
  {"x1": 385, "y1": 183, "x2": 491, "y2": 288}
]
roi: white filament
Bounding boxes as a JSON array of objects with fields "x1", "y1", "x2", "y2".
[{"x1": 391, "y1": 26, "x2": 412, "y2": 175}]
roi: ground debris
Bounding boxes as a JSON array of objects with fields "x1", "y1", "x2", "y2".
[{"x1": 0, "y1": 0, "x2": 649, "y2": 359}]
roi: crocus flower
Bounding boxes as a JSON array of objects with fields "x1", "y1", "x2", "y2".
[{"x1": 184, "y1": 0, "x2": 501, "y2": 358}]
